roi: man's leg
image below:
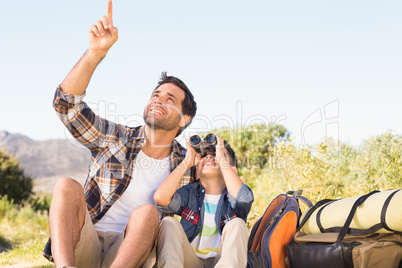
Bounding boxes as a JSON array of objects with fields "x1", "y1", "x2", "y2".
[
  {"x1": 49, "y1": 177, "x2": 87, "y2": 267},
  {"x1": 110, "y1": 204, "x2": 159, "y2": 268},
  {"x1": 213, "y1": 218, "x2": 249, "y2": 268}
]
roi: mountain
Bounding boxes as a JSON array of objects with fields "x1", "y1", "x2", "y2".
[{"x1": 0, "y1": 131, "x2": 90, "y2": 193}]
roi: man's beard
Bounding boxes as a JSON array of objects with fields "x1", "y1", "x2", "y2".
[{"x1": 143, "y1": 110, "x2": 180, "y2": 131}]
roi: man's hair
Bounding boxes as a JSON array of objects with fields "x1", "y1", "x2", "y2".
[
  {"x1": 155, "y1": 72, "x2": 197, "y2": 137},
  {"x1": 223, "y1": 140, "x2": 237, "y2": 168}
]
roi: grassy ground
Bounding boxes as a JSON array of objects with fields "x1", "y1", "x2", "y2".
[{"x1": 0, "y1": 196, "x2": 53, "y2": 267}]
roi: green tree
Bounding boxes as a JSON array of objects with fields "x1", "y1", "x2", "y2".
[
  {"x1": 210, "y1": 123, "x2": 289, "y2": 170},
  {"x1": 352, "y1": 132, "x2": 402, "y2": 192},
  {"x1": 0, "y1": 149, "x2": 33, "y2": 204}
]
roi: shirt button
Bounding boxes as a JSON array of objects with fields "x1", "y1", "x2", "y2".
[
  {"x1": 199, "y1": 207, "x2": 201, "y2": 210},
  {"x1": 190, "y1": 216, "x2": 194, "y2": 219},
  {"x1": 202, "y1": 189, "x2": 204, "y2": 192}
]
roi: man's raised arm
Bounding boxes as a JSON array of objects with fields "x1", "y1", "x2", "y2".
[{"x1": 60, "y1": 0, "x2": 118, "y2": 95}]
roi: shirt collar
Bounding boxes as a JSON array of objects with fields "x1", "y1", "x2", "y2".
[
  {"x1": 130, "y1": 125, "x2": 185, "y2": 158},
  {"x1": 195, "y1": 181, "x2": 228, "y2": 196}
]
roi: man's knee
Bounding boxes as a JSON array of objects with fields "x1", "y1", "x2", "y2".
[
  {"x1": 125, "y1": 204, "x2": 159, "y2": 244},
  {"x1": 128, "y1": 204, "x2": 159, "y2": 228},
  {"x1": 50, "y1": 177, "x2": 86, "y2": 217},
  {"x1": 53, "y1": 177, "x2": 84, "y2": 196},
  {"x1": 131, "y1": 204, "x2": 158, "y2": 218}
]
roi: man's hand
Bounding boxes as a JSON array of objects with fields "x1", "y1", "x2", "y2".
[
  {"x1": 88, "y1": 0, "x2": 118, "y2": 56},
  {"x1": 59, "y1": 0, "x2": 119, "y2": 95}
]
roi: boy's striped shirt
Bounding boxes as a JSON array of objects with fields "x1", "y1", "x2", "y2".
[{"x1": 191, "y1": 194, "x2": 222, "y2": 259}]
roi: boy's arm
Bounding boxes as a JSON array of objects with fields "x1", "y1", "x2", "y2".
[
  {"x1": 215, "y1": 136, "x2": 243, "y2": 198},
  {"x1": 230, "y1": 184, "x2": 254, "y2": 220},
  {"x1": 154, "y1": 138, "x2": 200, "y2": 207}
]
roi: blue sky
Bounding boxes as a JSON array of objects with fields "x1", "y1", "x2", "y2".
[{"x1": 1, "y1": 0, "x2": 401, "y2": 148}]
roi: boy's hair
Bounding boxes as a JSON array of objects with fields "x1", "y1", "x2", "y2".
[
  {"x1": 223, "y1": 140, "x2": 237, "y2": 168},
  {"x1": 154, "y1": 72, "x2": 197, "y2": 137}
]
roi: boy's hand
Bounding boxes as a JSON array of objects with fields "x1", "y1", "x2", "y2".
[
  {"x1": 154, "y1": 137, "x2": 200, "y2": 207},
  {"x1": 183, "y1": 137, "x2": 201, "y2": 168},
  {"x1": 215, "y1": 135, "x2": 231, "y2": 169},
  {"x1": 215, "y1": 135, "x2": 242, "y2": 197}
]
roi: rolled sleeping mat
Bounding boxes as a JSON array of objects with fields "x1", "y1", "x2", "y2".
[{"x1": 300, "y1": 189, "x2": 402, "y2": 235}]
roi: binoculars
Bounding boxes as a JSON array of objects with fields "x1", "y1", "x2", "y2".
[{"x1": 189, "y1": 133, "x2": 217, "y2": 157}]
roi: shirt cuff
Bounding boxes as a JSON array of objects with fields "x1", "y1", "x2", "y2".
[
  {"x1": 54, "y1": 86, "x2": 86, "y2": 108},
  {"x1": 157, "y1": 192, "x2": 182, "y2": 214},
  {"x1": 228, "y1": 183, "x2": 254, "y2": 207}
]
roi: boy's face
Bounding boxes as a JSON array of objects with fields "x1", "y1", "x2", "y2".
[{"x1": 196, "y1": 149, "x2": 232, "y2": 180}]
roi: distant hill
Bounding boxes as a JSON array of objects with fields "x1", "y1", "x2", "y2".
[{"x1": 0, "y1": 131, "x2": 90, "y2": 193}]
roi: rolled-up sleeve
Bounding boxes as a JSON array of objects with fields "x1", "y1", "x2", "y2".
[
  {"x1": 53, "y1": 87, "x2": 126, "y2": 149},
  {"x1": 228, "y1": 183, "x2": 254, "y2": 220},
  {"x1": 157, "y1": 185, "x2": 191, "y2": 215},
  {"x1": 157, "y1": 192, "x2": 182, "y2": 214}
]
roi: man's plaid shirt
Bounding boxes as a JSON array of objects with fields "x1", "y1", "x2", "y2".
[{"x1": 53, "y1": 87, "x2": 194, "y2": 223}]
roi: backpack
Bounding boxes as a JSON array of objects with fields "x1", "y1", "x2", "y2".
[
  {"x1": 287, "y1": 190, "x2": 402, "y2": 268},
  {"x1": 247, "y1": 190, "x2": 313, "y2": 268},
  {"x1": 298, "y1": 189, "x2": 402, "y2": 235}
]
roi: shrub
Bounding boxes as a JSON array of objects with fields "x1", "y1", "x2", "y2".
[{"x1": 0, "y1": 149, "x2": 33, "y2": 204}]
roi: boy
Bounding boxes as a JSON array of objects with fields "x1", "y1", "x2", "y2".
[{"x1": 154, "y1": 135, "x2": 254, "y2": 267}]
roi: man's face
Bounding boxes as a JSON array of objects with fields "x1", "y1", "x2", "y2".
[{"x1": 143, "y1": 83, "x2": 186, "y2": 132}]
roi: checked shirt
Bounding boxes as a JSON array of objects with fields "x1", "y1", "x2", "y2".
[{"x1": 53, "y1": 87, "x2": 194, "y2": 223}]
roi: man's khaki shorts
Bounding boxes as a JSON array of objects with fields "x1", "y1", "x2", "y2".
[
  {"x1": 67, "y1": 208, "x2": 156, "y2": 268},
  {"x1": 73, "y1": 208, "x2": 124, "y2": 268}
]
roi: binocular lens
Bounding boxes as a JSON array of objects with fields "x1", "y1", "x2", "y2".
[
  {"x1": 205, "y1": 133, "x2": 217, "y2": 145},
  {"x1": 190, "y1": 135, "x2": 201, "y2": 146},
  {"x1": 189, "y1": 134, "x2": 217, "y2": 157}
]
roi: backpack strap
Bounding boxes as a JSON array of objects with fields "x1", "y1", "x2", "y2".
[
  {"x1": 287, "y1": 189, "x2": 303, "y2": 197},
  {"x1": 381, "y1": 189, "x2": 400, "y2": 232},
  {"x1": 316, "y1": 202, "x2": 332, "y2": 233},
  {"x1": 335, "y1": 190, "x2": 380, "y2": 244},
  {"x1": 297, "y1": 198, "x2": 336, "y2": 232},
  {"x1": 317, "y1": 190, "x2": 400, "y2": 236},
  {"x1": 297, "y1": 196, "x2": 314, "y2": 208},
  {"x1": 287, "y1": 189, "x2": 313, "y2": 208}
]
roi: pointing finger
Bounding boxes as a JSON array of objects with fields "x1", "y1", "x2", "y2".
[{"x1": 107, "y1": 0, "x2": 113, "y2": 27}]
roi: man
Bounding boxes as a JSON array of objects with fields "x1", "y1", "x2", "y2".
[{"x1": 44, "y1": 1, "x2": 197, "y2": 267}]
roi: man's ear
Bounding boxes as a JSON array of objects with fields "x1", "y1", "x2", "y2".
[{"x1": 179, "y1": 115, "x2": 191, "y2": 128}]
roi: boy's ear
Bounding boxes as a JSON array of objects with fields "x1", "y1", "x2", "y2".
[{"x1": 179, "y1": 115, "x2": 191, "y2": 128}]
